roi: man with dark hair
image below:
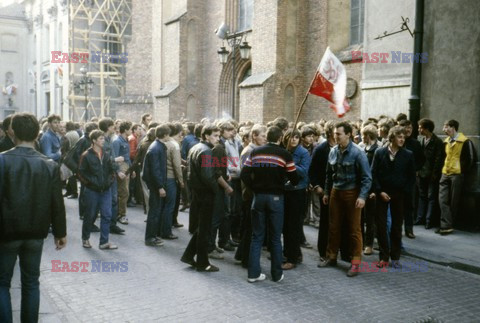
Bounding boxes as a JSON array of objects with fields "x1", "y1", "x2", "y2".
[
  {"x1": 99, "y1": 117, "x2": 126, "y2": 235},
  {"x1": 437, "y1": 120, "x2": 476, "y2": 235},
  {"x1": 398, "y1": 119, "x2": 425, "y2": 239},
  {"x1": 78, "y1": 130, "x2": 118, "y2": 249},
  {"x1": 415, "y1": 118, "x2": 444, "y2": 229},
  {"x1": 181, "y1": 124, "x2": 224, "y2": 272},
  {"x1": 40, "y1": 114, "x2": 62, "y2": 162},
  {"x1": 113, "y1": 121, "x2": 134, "y2": 225},
  {"x1": 241, "y1": 126, "x2": 299, "y2": 283},
  {"x1": 371, "y1": 126, "x2": 415, "y2": 268},
  {"x1": 141, "y1": 113, "x2": 153, "y2": 132},
  {"x1": 142, "y1": 124, "x2": 170, "y2": 246},
  {"x1": 0, "y1": 113, "x2": 66, "y2": 323},
  {"x1": 0, "y1": 115, "x2": 15, "y2": 152},
  {"x1": 318, "y1": 121, "x2": 372, "y2": 277},
  {"x1": 272, "y1": 117, "x2": 289, "y2": 134},
  {"x1": 128, "y1": 124, "x2": 143, "y2": 207}
]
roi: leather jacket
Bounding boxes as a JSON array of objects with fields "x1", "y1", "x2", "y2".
[
  {"x1": 187, "y1": 141, "x2": 218, "y2": 193},
  {"x1": 0, "y1": 146, "x2": 66, "y2": 241},
  {"x1": 78, "y1": 147, "x2": 115, "y2": 192}
]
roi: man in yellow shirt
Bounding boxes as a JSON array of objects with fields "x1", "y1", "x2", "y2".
[{"x1": 437, "y1": 120, "x2": 476, "y2": 235}]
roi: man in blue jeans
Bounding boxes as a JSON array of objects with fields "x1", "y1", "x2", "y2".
[
  {"x1": 0, "y1": 113, "x2": 67, "y2": 323},
  {"x1": 241, "y1": 126, "x2": 299, "y2": 283},
  {"x1": 78, "y1": 130, "x2": 118, "y2": 250}
]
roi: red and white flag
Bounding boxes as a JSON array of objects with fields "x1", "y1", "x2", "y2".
[{"x1": 309, "y1": 47, "x2": 350, "y2": 117}]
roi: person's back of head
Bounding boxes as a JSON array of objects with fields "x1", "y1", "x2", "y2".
[
  {"x1": 12, "y1": 113, "x2": 40, "y2": 143},
  {"x1": 266, "y1": 126, "x2": 283, "y2": 143}
]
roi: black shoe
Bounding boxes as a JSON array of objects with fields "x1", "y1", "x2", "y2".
[
  {"x1": 317, "y1": 258, "x2": 337, "y2": 268},
  {"x1": 435, "y1": 228, "x2": 442, "y2": 234},
  {"x1": 63, "y1": 192, "x2": 71, "y2": 197},
  {"x1": 228, "y1": 239, "x2": 239, "y2": 247},
  {"x1": 163, "y1": 234, "x2": 178, "y2": 240},
  {"x1": 110, "y1": 225, "x2": 125, "y2": 235},
  {"x1": 414, "y1": 219, "x2": 424, "y2": 225},
  {"x1": 173, "y1": 222, "x2": 184, "y2": 228},
  {"x1": 220, "y1": 242, "x2": 236, "y2": 251},
  {"x1": 405, "y1": 232, "x2": 416, "y2": 239},
  {"x1": 67, "y1": 193, "x2": 78, "y2": 199},
  {"x1": 179, "y1": 205, "x2": 189, "y2": 212},
  {"x1": 180, "y1": 256, "x2": 196, "y2": 267},
  {"x1": 425, "y1": 223, "x2": 433, "y2": 229},
  {"x1": 127, "y1": 202, "x2": 136, "y2": 208},
  {"x1": 196, "y1": 264, "x2": 219, "y2": 272},
  {"x1": 347, "y1": 265, "x2": 360, "y2": 277},
  {"x1": 91, "y1": 224, "x2": 100, "y2": 232}
]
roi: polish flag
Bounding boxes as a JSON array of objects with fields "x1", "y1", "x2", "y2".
[{"x1": 309, "y1": 47, "x2": 350, "y2": 117}]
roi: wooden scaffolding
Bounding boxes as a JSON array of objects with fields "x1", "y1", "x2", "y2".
[{"x1": 68, "y1": 0, "x2": 132, "y2": 121}]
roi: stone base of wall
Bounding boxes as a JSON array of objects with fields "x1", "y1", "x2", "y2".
[{"x1": 115, "y1": 95, "x2": 154, "y2": 122}]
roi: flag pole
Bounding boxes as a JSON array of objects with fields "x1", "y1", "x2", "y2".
[{"x1": 286, "y1": 68, "x2": 319, "y2": 151}]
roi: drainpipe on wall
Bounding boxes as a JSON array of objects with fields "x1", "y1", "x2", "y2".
[{"x1": 408, "y1": 0, "x2": 424, "y2": 139}]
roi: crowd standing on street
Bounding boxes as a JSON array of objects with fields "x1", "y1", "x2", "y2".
[{"x1": 0, "y1": 111, "x2": 478, "y2": 321}]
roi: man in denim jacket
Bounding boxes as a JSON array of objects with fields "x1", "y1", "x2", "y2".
[
  {"x1": 39, "y1": 114, "x2": 62, "y2": 162},
  {"x1": 318, "y1": 122, "x2": 372, "y2": 277}
]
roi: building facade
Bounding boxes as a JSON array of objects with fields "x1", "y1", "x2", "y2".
[{"x1": 117, "y1": 0, "x2": 364, "y2": 123}]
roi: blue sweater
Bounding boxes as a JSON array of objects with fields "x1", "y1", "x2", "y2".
[
  {"x1": 40, "y1": 129, "x2": 61, "y2": 162},
  {"x1": 285, "y1": 144, "x2": 310, "y2": 191}
]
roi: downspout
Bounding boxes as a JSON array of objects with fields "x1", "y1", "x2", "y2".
[{"x1": 408, "y1": 0, "x2": 424, "y2": 139}]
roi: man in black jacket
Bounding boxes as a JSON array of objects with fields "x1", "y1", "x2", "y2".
[
  {"x1": 0, "y1": 115, "x2": 15, "y2": 153},
  {"x1": 78, "y1": 130, "x2": 117, "y2": 250},
  {"x1": 142, "y1": 124, "x2": 170, "y2": 247},
  {"x1": 415, "y1": 118, "x2": 444, "y2": 229},
  {"x1": 181, "y1": 124, "x2": 226, "y2": 272},
  {"x1": 399, "y1": 119, "x2": 425, "y2": 239},
  {"x1": 371, "y1": 126, "x2": 415, "y2": 268},
  {"x1": 0, "y1": 113, "x2": 67, "y2": 323}
]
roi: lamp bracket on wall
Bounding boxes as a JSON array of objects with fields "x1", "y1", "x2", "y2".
[{"x1": 374, "y1": 16, "x2": 413, "y2": 40}]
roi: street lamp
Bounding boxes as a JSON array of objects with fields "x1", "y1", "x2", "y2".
[
  {"x1": 74, "y1": 66, "x2": 94, "y2": 121},
  {"x1": 215, "y1": 23, "x2": 251, "y2": 119}
]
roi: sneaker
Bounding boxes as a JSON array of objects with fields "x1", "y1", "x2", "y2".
[
  {"x1": 99, "y1": 242, "x2": 118, "y2": 250},
  {"x1": 347, "y1": 265, "x2": 360, "y2": 277},
  {"x1": 273, "y1": 274, "x2": 284, "y2": 283},
  {"x1": 364, "y1": 246, "x2": 373, "y2": 255},
  {"x1": 247, "y1": 273, "x2": 266, "y2": 283},
  {"x1": 196, "y1": 264, "x2": 219, "y2": 272},
  {"x1": 208, "y1": 250, "x2": 224, "y2": 260},
  {"x1": 118, "y1": 216, "x2": 129, "y2": 225},
  {"x1": 91, "y1": 224, "x2": 100, "y2": 232},
  {"x1": 82, "y1": 240, "x2": 92, "y2": 248}
]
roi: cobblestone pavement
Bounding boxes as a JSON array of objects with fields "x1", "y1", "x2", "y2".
[{"x1": 10, "y1": 198, "x2": 480, "y2": 322}]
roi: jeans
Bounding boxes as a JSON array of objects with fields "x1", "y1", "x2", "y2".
[
  {"x1": 0, "y1": 239, "x2": 44, "y2": 323},
  {"x1": 110, "y1": 178, "x2": 119, "y2": 228},
  {"x1": 145, "y1": 189, "x2": 165, "y2": 242},
  {"x1": 160, "y1": 178, "x2": 177, "y2": 238},
  {"x1": 210, "y1": 189, "x2": 226, "y2": 252},
  {"x1": 82, "y1": 187, "x2": 113, "y2": 245},
  {"x1": 248, "y1": 193, "x2": 284, "y2": 281}
]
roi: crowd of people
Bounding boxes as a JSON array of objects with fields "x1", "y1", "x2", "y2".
[{"x1": 0, "y1": 111, "x2": 477, "y2": 321}]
